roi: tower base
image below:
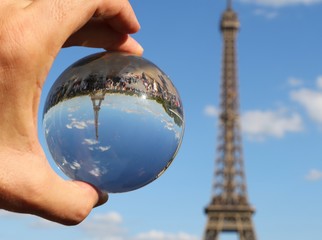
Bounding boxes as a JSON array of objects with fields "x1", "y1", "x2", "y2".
[{"x1": 204, "y1": 205, "x2": 256, "y2": 240}]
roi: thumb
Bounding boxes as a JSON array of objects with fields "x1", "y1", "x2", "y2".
[
  {"x1": 73, "y1": 181, "x2": 108, "y2": 208},
  {"x1": 34, "y1": 176, "x2": 108, "y2": 225}
]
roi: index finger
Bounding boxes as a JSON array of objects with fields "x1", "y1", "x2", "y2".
[
  {"x1": 94, "y1": 0, "x2": 141, "y2": 34},
  {"x1": 28, "y1": 0, "x2": 140, "y2": 48}
]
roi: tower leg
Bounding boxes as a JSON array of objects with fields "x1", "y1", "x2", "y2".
[
  {"x1": 204, "y1": 231, "x2": 218, "y2": 240},
  {"x1": 239, "y1": 230, "x2": 256, "y2": 240}
]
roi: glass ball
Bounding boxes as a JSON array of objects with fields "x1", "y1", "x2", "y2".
[{"x1": 43, "y1": 52, "x2": 184, "y2": 193}]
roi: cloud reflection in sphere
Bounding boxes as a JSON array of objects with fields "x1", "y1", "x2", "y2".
[{"x1": 43, "y1": 52, "x2": 184, "y2": 193}]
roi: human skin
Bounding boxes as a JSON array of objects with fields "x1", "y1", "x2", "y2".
[{"x1": 0, "y1": 0, "x2": 143, "y2": 225}]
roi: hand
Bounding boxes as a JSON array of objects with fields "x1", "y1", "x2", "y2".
[{"x1": 0, "y1": 0, "x2": 142, "y2": 225}]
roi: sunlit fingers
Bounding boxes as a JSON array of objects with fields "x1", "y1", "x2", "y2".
[
  {"x1": 94, "y1": 0, "x2": 140, "y2": 34},
  {"x1": 63, "y1": 20, "x2": 143, "y2": 55}
]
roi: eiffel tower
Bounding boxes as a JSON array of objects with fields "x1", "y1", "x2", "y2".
[
  {"x1": 203, "y1": 1, "x2": 257, "y2": 239},
  {"x1": 90, "y1": 90, "x2": 106, "y2": 140}
]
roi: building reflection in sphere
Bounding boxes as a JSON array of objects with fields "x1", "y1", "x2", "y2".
[{"x1": 43, "y1": 52, "x2": 184, "y2": 193}]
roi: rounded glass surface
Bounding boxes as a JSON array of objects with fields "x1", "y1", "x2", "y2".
[{"x1": 43, "y1": 52, "x2": 184, "y2": 193}]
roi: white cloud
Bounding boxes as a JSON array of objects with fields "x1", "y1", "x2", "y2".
[
  {"x1": 316, "y1": 76, "x2": 322, "y2": 89},
  {"x1": 133, "y1": 231, "x2": 199, "y2": 240},
  {"x1": 290, "y1": 88, "x2": 322, "y2": 124},
  {"x1": 81, "y1": 212, "x2": 127, "y2": 240},
  {"x1": 66, "y1": 116, "x2": 95, "y2": 130},
  {"x1": 306, "y1": 169, "x2": 322, "y2": 181},
  {"x1": 204, "y1": 105, "x2": 303, "y2": 140},
  {"x1": 87, "y1": 119, "x2": 95, "y2": 125},
  {"x1": 162, "y1": 118, "x2": 175, "y2": 131},
  {"x1": 67, "y1": 106, "x2": 80, "y2": 113},
  {"x1": 204, "y1": 105, "x2": 219, "y2": 117},
  {"x1": 91, "y1": 212, "x2": 123, "y2": 224},
  {"x1": 89, "y1": 167, "x2": 103, "y2": 177},
  {"x1": 82, "y1": 139, "x2": 111, "y2": 152},
  {"x1": 253, "y1": 8, "x2": 278, "y2": 19},
  {"x1": 1, "y1": 211, "x2": 199, "y2": 240},
  {"x1": 66, "y1": 120, "x2": 88, "y2": 129},
  {"x1": 241, "y1": 109, "x2": 303, "y2": 140},
  {"x1": 83, "y1": 138, "x2": 99, "y2": 145},
  {"x1": 70, "y1": 161, "x2": 81, "y2": 170},
  {"x1": 80, "y1": 212, "x2": 199, "y2": 240},
  {"x1": 288, "y1": 77, "x2": 304, "y2": 87},
  {"x1": 97, "y1": 146, "x2": 111, "y2": 152},
  {"x1": 239, "y1": 0, "x2": 322, "y2": 7},
  {"x1": 88, "y1": 145, "x2": 111, "y2": 152}
]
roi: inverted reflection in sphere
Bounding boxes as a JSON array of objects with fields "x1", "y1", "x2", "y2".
[{"x1": 43, "y1": 52, "x2": 184, "y2": 193}]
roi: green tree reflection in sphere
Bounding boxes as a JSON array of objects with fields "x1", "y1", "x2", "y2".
[{"x1": 43, "y1": 52, "x2": 184, "y2": 193}]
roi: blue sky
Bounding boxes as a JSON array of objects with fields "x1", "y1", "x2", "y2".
[{"x1": 2, "y1": 0, "x2": 322, "y2": 239}]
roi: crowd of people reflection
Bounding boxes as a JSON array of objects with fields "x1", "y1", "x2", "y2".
[{"x1": 44, "y1": 71, "x2": 184, "y2": 127}]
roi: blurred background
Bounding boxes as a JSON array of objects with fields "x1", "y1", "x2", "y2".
[{"x1": 1, "y1": 0, "x2": 322, "y2": 239}]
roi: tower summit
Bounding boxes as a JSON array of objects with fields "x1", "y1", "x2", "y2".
[{"x1": 203, "y1": 1, "x2": 257, "y2": 240}]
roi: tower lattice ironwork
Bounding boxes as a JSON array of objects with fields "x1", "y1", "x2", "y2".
[
  {"x1": 90, "y1": 90, "x2": 106, "y2": 140},
  {"x1": 203, "y1": 1, "x2": 257, "y2": 240}
]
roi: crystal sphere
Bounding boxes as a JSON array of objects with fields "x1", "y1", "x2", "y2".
[{"x1": 43, "y1": 52, "x2": 184, "y2": 193}]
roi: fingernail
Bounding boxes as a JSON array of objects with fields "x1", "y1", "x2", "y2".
[
  {"x1": 136, "y1": 43, "x2": 144, "y2": 56},
  {"x1": 95, "y1": 191, "x2": 108, "y2": 208}
]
